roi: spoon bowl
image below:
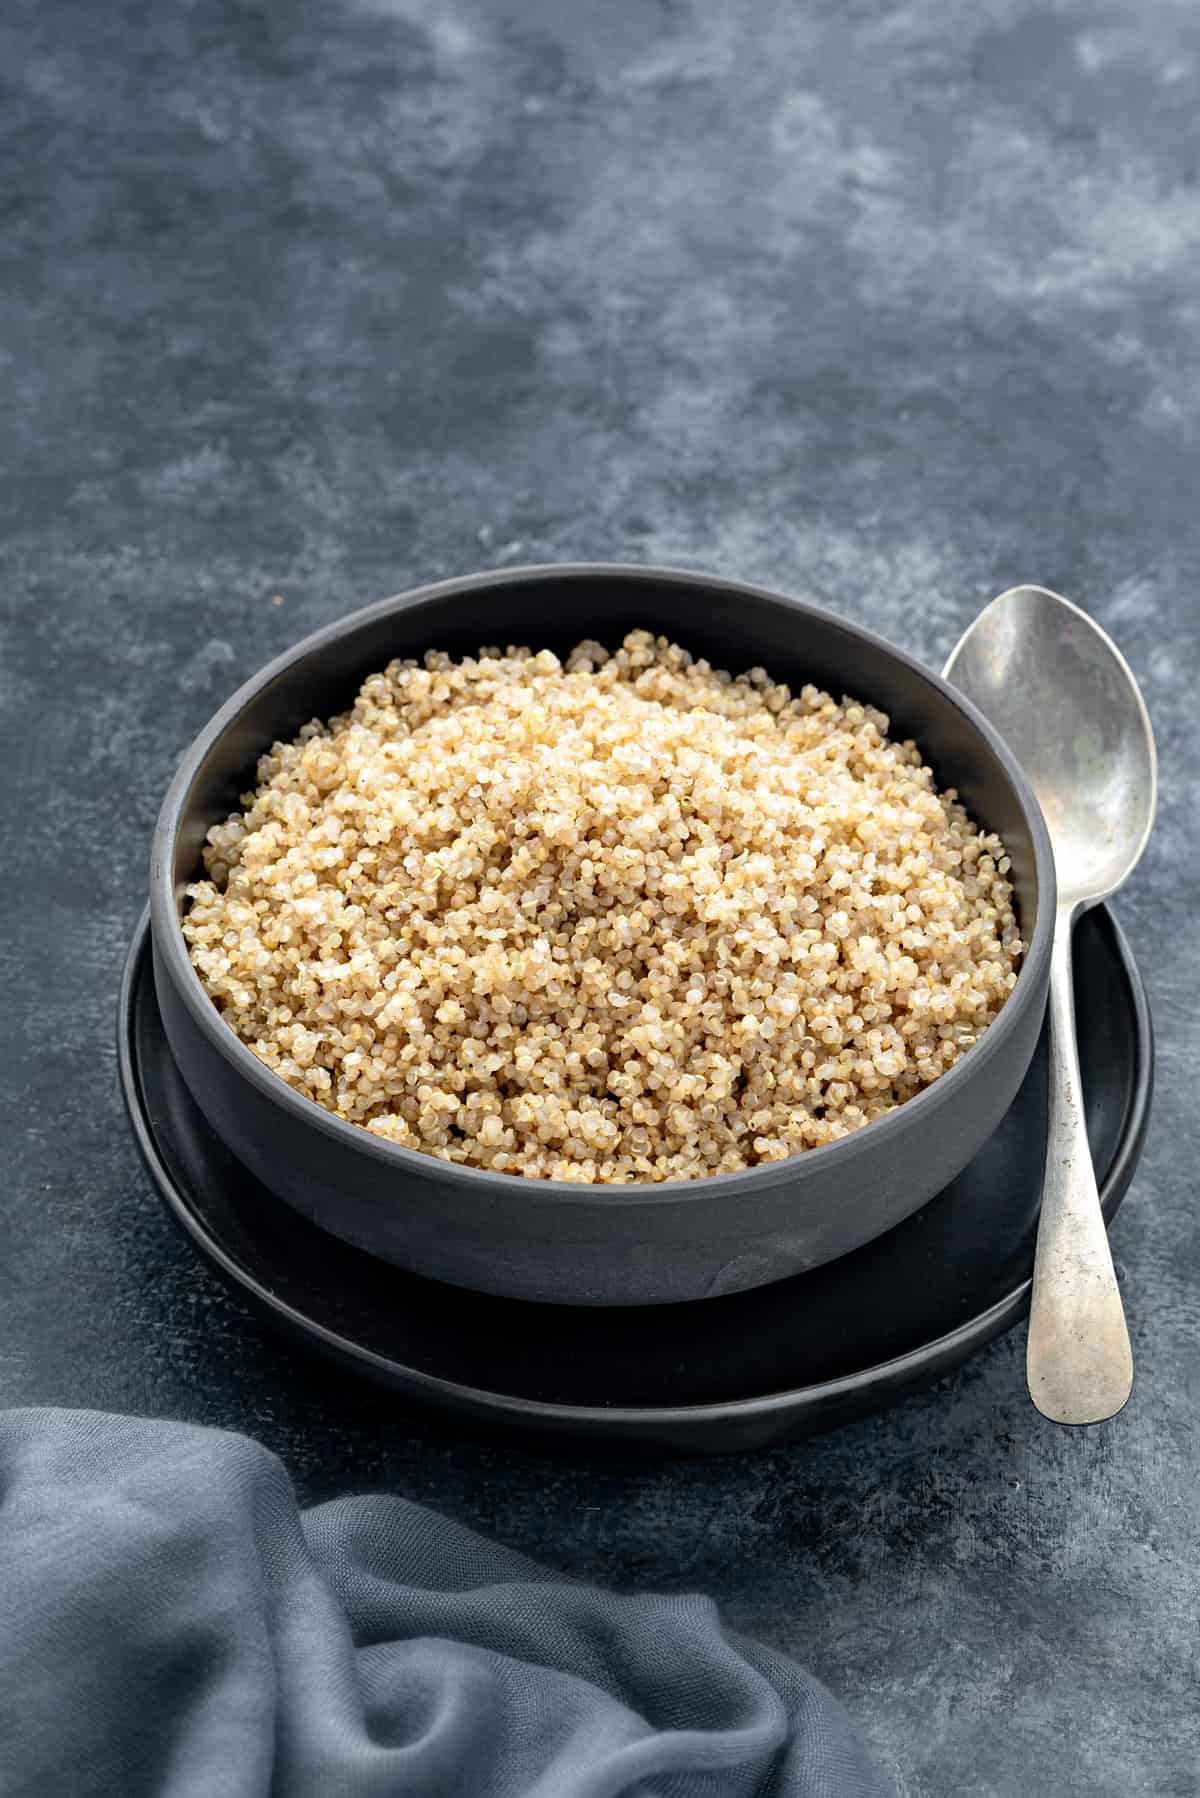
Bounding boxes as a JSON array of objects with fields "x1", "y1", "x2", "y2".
[{"x1": 945, "y1": 586, "x2": 1157, "y2": 909}]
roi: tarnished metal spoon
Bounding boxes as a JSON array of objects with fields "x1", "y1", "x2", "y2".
[{"x1": 944, "y1": 586, "x2": 1156, "y2": 1424}]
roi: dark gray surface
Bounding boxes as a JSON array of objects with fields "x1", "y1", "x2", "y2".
[{"x1": 1, "y1": 2, "x2": 1197, "y2": 1793}]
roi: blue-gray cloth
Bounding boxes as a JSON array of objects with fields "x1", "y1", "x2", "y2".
[{"x1": 0, "y1": 1410, "x2": 892, "y2": 1797}]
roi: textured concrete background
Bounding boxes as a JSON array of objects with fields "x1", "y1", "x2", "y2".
[{"x1": 2, "y1": 2, "x2": 1198, "y2": 1792}]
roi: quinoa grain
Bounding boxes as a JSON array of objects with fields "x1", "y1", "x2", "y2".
[{"x1": 183, "y1": 631, "x2": 1023, "y2": 1182}]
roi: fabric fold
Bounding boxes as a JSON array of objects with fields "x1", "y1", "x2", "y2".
[{"x1": 0, "y1": 1409, "x2": 892, "y2": 1797}]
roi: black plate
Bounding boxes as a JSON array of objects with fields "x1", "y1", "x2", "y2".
[{"x1": 119, "y1": 906, "x2": 1152, "y2": 1454}]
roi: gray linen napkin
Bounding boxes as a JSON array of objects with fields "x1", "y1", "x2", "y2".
[{"x1": 0, "y1": 1409, "x2": 893, "y2": 1797}]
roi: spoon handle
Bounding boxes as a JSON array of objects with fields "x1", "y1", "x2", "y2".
[{"x1": 1026, "y1": 908, "x2": 1134, "y2": 1424}]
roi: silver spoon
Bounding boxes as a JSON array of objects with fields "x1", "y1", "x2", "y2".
[{"x1": 944, "y1": 586, "x2": 1156, "y2": 1424}]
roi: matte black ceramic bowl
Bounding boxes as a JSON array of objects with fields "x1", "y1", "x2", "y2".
[{"x1": 150, "y1": 564, "x2": 1056, "y2": 1305}]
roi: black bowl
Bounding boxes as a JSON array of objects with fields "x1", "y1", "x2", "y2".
[{"x1": 150, "y1": 564, "x2": 1056, "y2": 1305}]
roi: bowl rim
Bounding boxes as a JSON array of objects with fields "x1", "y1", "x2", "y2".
[{"x1": 150, "y1": 560, "x2": 1057, "y2": 1208}]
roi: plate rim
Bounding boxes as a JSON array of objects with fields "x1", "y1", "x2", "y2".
[{"x1": 117, "y1": 905, "x2": 1153, "y2": 1433}]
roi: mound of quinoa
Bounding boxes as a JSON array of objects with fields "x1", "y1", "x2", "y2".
[{"x1": 183, "y1": 631, "x2": 1023, "y2": 1183}]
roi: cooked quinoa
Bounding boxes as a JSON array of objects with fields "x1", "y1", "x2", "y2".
[{"x1": 184, "y1": 631, "x2": 1023, "y2": 1183}]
